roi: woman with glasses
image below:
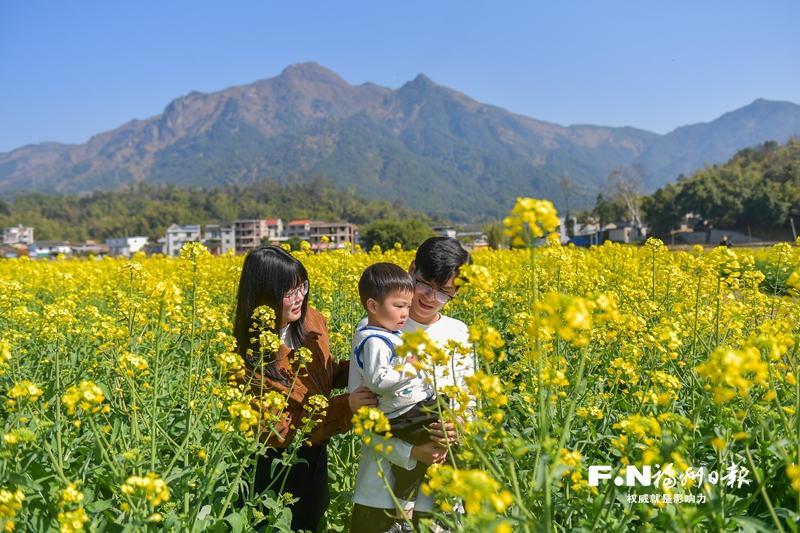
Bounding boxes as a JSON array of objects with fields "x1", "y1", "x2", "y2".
[{"x1": 233, "y1": 245, "x2": 376, "y2": 532}]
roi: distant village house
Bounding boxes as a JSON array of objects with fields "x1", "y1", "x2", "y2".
[
  {"x1": 2, "y1": 225, "x2": 34, "y2": 245},
  {"x1": 165, "y1": 224, "x2": 201, "y2": 257},
  {"x1": 106, "y1": 236, "x2": 148, "y2": 258}
]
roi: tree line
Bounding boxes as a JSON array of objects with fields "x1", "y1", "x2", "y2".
[
  {"x1": 0, "y1": 178, "x2": 436, "y2": 244},
  {"x1": 577, "y1": 139, "x2": 800, "y2": 237}
]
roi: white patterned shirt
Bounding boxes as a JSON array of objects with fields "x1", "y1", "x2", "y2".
[{"x1": 349, "y1": 314, "x2": 474, "y2": 512}]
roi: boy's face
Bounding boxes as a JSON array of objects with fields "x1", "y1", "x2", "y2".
[
  {"x1": 368, "y1": 290, "x2": 413, "y2": 331},
  {"x1": 408, "y1": 262, "x2": 458, "y2": 325}
]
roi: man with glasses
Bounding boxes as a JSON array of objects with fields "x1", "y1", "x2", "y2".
[{"x1": 349, "y1": 237, "x2": 474, "y2": 532}]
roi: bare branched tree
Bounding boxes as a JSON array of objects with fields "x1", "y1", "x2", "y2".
[
  {"x1": 607, "y1": 165, "x2": 644, "y2": 231},
  {"x1": 559, "y1": 173, "x2": 575, "y2": 236}
]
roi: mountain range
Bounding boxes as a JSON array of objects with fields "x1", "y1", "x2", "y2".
[{"x1": 2, "y1": 62, "x2": 799, "y2": 221}]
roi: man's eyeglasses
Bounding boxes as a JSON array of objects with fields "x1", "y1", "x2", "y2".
[
  {"x1": 413, "y1": 277, "x2": 455, "y2": 304},
  {"x1": 283, "y1": 280, "x2": 309, "y2": 301}
]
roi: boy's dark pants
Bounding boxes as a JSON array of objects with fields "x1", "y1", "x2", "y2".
[
  {"x1": 349, "y1": 503, "x2": 433, "y2": 533},
  {"x1": 388, "y1": 397, "x2": 445, "y2": 502}
]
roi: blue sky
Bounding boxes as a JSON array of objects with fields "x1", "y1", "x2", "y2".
[{"x1": 1, "y1": 0, "x2": 798, "y2": 152}]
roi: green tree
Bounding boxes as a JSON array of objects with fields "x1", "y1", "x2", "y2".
[
  {"x1": 482, "y1": 221, "x2": 508, "y2": 249},
  {"x1": 741, "y1": 182, "x2": 789, "y2": 228},
  {"x1": 640, "y1": 138, "x2": 800, "y2": 234},
  {"x1": 285, "y1": 237, "x2": 304, "y2": 251},
  {"x1": 361, "y1": 220, "x2": 434, "y2": 251},
  {"x1": 0, "y1": 178, "x2": 429, "y2": 241},
  {"x1": 592, "y1": 194, "x2": 627, "y2": 227},
  {"x1": 641, "y1": 184, "x2": 680, "y2": 236}
]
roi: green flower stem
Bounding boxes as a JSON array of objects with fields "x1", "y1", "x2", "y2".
[
  {"x1": 42, "y1": 440, "x2": 70, "y2": 484},
  {"x1": 744, "y1": 445, "x2": 785, "y2": 533},
  {"x1": 53, "y1": 343, "x2": 65, "y2": 475},
  {"x1": 218, "y1": 458, "x2": 249, "y2": 520},
  {"x1": 151, "y1": 298, "x2": 165, "y2": 472},
  {"x1": 794, "y1": 340, "x2": 800, "y2": 520},
  {"x1": 183, "y1": 259, "x2": 199, "y2": 516},
  {"x1": 374, "y1": 453, "x2": 416, "y2": 532},
  {"x1": 588, "y1": 466, "x2": 623, "y2": 530},
  {"x1": 507, "y1": 457, "x2": 534, "y2": 527},
  {"x1": 87, "y1": 415, "x2": 122, "y2": 479},
  {"x1": 188, "y1": 433, "x2": 231, "y2": 526}
]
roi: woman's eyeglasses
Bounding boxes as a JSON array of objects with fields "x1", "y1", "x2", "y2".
[
  {"x1": 283, "y1": 280, "x2": 309, "y2": 301},
  {"x1": 413, "y1": 277, "x2": 455, "y2": 304}
]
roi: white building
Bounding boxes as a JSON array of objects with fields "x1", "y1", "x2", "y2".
[
  {"x1": 29, "y1": 241, "x2": 72, "y2": 258},
  {"x1": 606, "y1": 224, "x2": 647, "y2": 244},
  {"x1": 71, "y1": 241, "x2": 108, "y2": 256},
  {"x1": 433, "y1": 226, "x2": 457, "y2": 239},
  {"x1": 203, "y1": 224, "x2": 235, "y2": 255},
  {"x1": 265, "y1": 218, "x2": 284, "y2": 241},
  {"x1": 106, "y1": 236, "x2": 148, "y2": 258},
  {"x1": 165, "y1": 224, "x2": 201, "y2": 256},
  {"x1": 3, "y1": 225, "x2": 34, "y2": 245}
]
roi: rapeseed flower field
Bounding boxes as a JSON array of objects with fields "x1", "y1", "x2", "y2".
[{"x1": 1, "y1": 199, "x2": 799, "y2": 531}]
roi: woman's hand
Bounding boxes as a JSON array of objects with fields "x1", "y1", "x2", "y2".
[
  {"x1": 410, "y1": 441, "x2": 448, "y2": 466},
  {"x1": 426, "y1": 418, "x2": 461, "y2": 446},
  {"x1": 348, "y1": 385, "x2": 378, "y2": 412}
]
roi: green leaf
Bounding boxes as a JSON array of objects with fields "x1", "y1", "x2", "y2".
[
  {"x1": 731, "y1": 516, "x2": 774, "y2": 533},
  {"x1": 86, "y1": 499, "x2": 114, "y2": 513},
  {"x1": 224, "y1": 512, "x2": 244, "y2": 533},
  {"x1": 197, "y1": 504, "x2": 212, "y2": 521}
]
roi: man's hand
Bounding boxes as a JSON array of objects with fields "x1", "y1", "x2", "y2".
[
  {"x1": 410, "y1": 441, "x2": 448, "y2": 466},
  {"x1": 427, "y1": 418, "x2": 461, "y2": 446},
  {"x1": 348, "y1": 385, "x2": 378, "y2": 412}
]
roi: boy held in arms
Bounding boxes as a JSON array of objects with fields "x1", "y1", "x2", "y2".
[{"x1": 352, "y1": 262, "x2": 443, "y2": 503}]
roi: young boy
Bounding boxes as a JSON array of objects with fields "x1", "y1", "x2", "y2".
[
  {"x1": 351, "y1": 262, "x2": 442, "y2": 503},
  {"x1": 349, "y1": 237, "x2": 473, "y2": 532}
]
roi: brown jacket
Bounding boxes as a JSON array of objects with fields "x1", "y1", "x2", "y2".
[{"x1": 238, "y1": 307, "x2": 352, "y2": 447}]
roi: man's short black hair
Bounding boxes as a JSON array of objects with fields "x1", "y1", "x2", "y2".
[
  {"x1": 358, "y1": 262, "x2": 414, "y2": 308},
  {"x1": 414, "y1": 237, "x2": 472, "y2": 285}
]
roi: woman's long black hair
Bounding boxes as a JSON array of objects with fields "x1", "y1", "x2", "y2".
[{"x1": 234, "y1": 245, "x2": 309, "y2": 385}]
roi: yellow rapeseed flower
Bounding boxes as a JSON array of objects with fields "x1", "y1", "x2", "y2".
[
  {"x1": 120, "y1": 472, "x2": 170, "y2": 507},
  {"x1": 787, "y1": 270, "x2": 800, "y2": 295},
  {"x1": 787, "y1": 464, "x2": 800, "y2": 491},
  {"x1": 57, "y1": 506, "x2": 89, "y2": 533},
  {"x1": 503, "y1": 197, "x2": 560, "y2": 246},
  {"x1": 260, "y1": 391, "x2": 289, "y2": 423},
  {"x1": 60, "y1": 483, "x2": 84, "y2": 506},
  {"x1": 0, "y1": 488, "x2": 24, "y2": 531},
  {"x1": 305, "y1": 394, "x2": 329, "y2": 412},
  {"x1": 696, "y1": 345, "x2": 769, "y2": 404},
  {"x1": 293, "y1": 347, "x2": 314, "y2": 367},
  {"x1": 6, "y1": 380, "x2": 43, "y2": 406},
  {"x1": 0, "y1": 340, "x2": 11, "y2": 376},
  {"x1": 422, "y1": 464, "x2": 514, "y2": 516},
  {"x1": 2, "y1": 429, "x2": 35, "y2": 447},
  {"x1": 351, "y1": 406, "x2": 391, "y2": 446},
  {"x1": 469, "y1": 322, "x2": 505, "y2": 362},
  {"x1": 61, "y1": 380, "x2": 108, "y2": 416},
  {"x1": 227, "y1": 400, "x2": 260, "y2": 434},
  {"x1": 178, "y1": 241, "x2": 210, "y2": 262},
  {"x1": 117, "y1": 352, "x2": 149, "y2": 377}
]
